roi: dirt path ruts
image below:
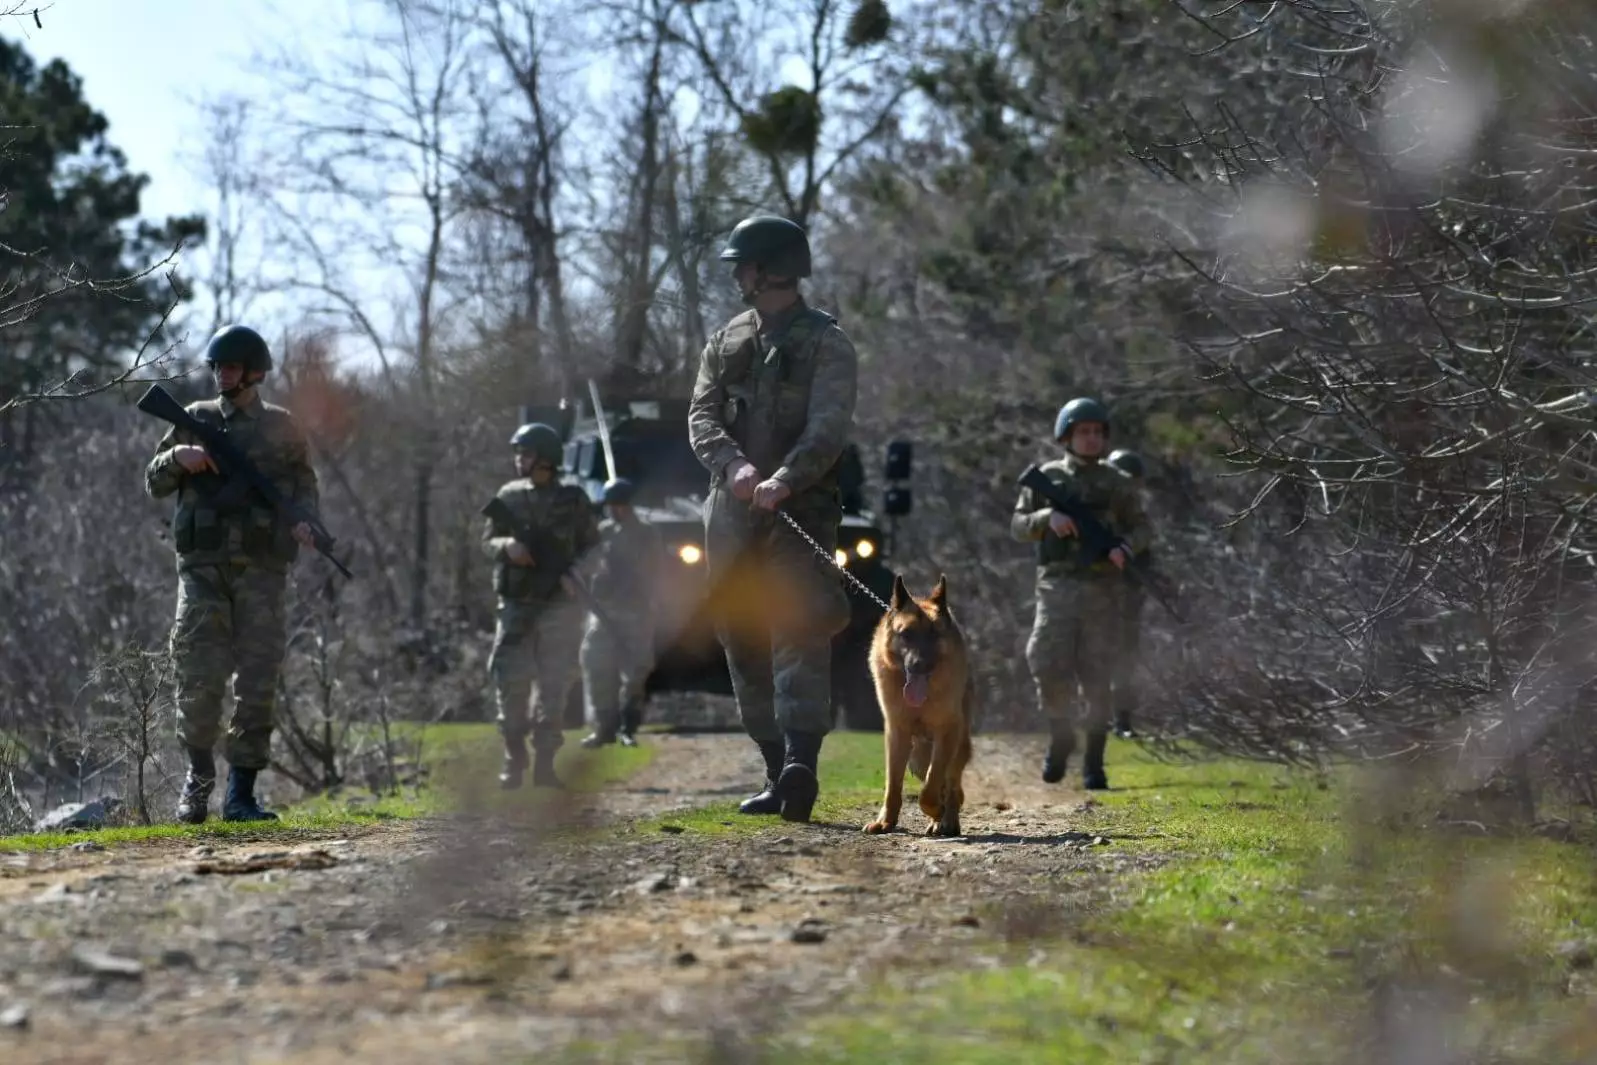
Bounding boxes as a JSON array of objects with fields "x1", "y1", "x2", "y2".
[{"x1": 0, "y1": 731, "x2": 1166, "y2": 1064}]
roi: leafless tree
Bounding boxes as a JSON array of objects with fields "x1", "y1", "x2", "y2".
[
  {"x1": 258, "y1": 0, "x2": 479, "y2": 632},
  {"x1": 668, "y1": 0, "x2": 920, "y2": 229},
  {"x1": 1123, "y1": 0, "x2": 1597, "y2": 818},
  {"x1": 85, "y1": 643, "x2": 178, "y2": 826},
  {"x1": 181, "y1": 94, "x2": 274, "y2": 335},
  {"x1": 457, "y1": 0, "x2": 583, "y2": 399}
]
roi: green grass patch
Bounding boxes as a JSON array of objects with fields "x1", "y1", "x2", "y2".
[
  {"x1": 0, "y1": 808, "x2": 409, "y2": 854},
  {"x1": 762, "y1": 741, "x2": 1597, "y2": 1064},
  {"x1": 625, "y1": 727, "x2": 887, "y2": 839},
  {"x1": 1, "y1": 724, "x2": 654, "y2": 853},
  {"x1": 576, "y1": 734, "x2": 1597, "y2": 1064}
]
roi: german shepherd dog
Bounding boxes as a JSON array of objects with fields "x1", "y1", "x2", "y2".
[{"x1": 863, "y1": 574, "x2": 975, "y2": 837}]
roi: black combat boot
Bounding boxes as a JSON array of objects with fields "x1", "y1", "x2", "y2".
[
  {"x1": 499, "y1": 734, "x2": 530, "y2": 790},
  {"x1": 175, "y1": 747, "x2": 216, "y2": 825},
  {"x1": 1042, "y1": 725, "x2": 1076, "y2": 785},
  {"x1": 617, "y1": 699, "x2": 644, "y2": 748},
  {"x1": 579, "y1": 722, "x2": 617, "y2": 749},
  {"x1": 776, "y1": 730, "x2": 823, "y2": 824},
  {"x1": 221, "y1": 767, "x2": 280, "y2": 823},
  {"x1": 737, "y1": 741, "x2": 787, "y2": 815},
  {"x1": 531, "y1": 744, "x2": 565, "y2": 790},
  {"x1": 1082, "y1": 729, "x2": 1110, "y2": 791}
]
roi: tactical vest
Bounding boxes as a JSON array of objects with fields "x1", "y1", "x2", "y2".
[
  {"x1": 1036, "y1": 461, "x2": 1124, "y2": 574},
  {"x1": 170, "y1": 403, "x2": 299, "y2": 566},
  {"x1": 491, "y1": 481, "x2": 593, "y2": 602},
  {"x1": 711, "y1": 305, "x2": 843, "y2": 494}
]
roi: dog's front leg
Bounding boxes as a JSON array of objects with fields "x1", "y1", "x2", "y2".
[
  {"x1": 864, "y1": 724, "x2": 913, "y2": 834},
  {"x1": 923, "y1": 725, "x2": 964, "y2": 837}
]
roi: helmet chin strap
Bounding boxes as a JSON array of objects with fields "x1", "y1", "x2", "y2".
[{"x1": 217, "y1": 370, "x2": 261, "y2": 401}]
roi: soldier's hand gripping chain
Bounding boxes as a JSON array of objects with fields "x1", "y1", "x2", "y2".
[{"x1": 138, "y1": 383, "x2": 353, "y2": 580}]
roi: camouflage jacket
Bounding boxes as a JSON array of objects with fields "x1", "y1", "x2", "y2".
[
  {"x1": 1111, "y1": 467, "x2": 1155, "y2": 566},
  {"x1": 1010, "y1": 453, "x2": 1152, "y2": 576},
  {"x1": 687, "y1": 298, "x2": 859, "y2": 499},
  {"x1": 580, "y1": 515, "x2": 665, "y2": 616},
  {"x1": 481, "y1": 479, "x2": 600, "y2": 603},
  {"x1": 144, "y1": 394, "x2": 320, "y2": 572}
]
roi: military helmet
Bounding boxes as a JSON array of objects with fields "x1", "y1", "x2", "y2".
[
  {"x1": 601, "y1": 477, "x2": 636, "y2": 505},
  {"x1": 1106, "y1": 448, "x2": 1145, "y2": 479},
  {"x1": 203, "y1": 324, "x2": 273, "y2": 373},
  {"x1": 718, "y1": 215, "x2": 812, "y2": 278},
  {"x1": 1054, "y1": 396, "x2": 1111, "y2": 441},
  {"x1": 510, "y1": 422, "x2": 564, "y2": 464}
]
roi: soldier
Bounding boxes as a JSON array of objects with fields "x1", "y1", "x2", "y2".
[
  {"x1": 144, "y1": 324, "x2": 322, "y2": 824},
  {"x1": 1105, "y1": 447, "x2": 1149, "y2": 739},
  {"x1": 481, "y1": 422, "x2": 600, "y2": 789},
  {"x1": 1010, "y1": 397, "x2": 1151, "y2": 790},
  {"x1": 688, "y1": 214, "x2": 857, "y2": 824},
  {"x1": 578, "y1": 477, "x2": 664, "y2": 749}
]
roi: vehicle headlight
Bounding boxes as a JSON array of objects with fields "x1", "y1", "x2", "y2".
[
  {"x1": 678, "y1": 544, "x2": 702, "y2": 565},
  {"x1": 854, "y1": 539, "x2": 875, "y2": 559},
  {"x1": 835, "y1": 548, "x2": 849, "y2": 567}
]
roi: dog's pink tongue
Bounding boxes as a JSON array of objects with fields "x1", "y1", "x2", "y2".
[{"x1": 903, "y1": 674, "x2": 930, "y2": 707}]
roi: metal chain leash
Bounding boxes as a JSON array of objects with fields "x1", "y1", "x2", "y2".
[{"x1": 777, "y1": 510, "x2": 893, "y2": 614}]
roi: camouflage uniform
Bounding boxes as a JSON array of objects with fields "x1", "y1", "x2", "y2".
[
  {"x1": 1106, "y1": 449, "x2": 1149, "y2": 737},
  {"x1": 1010, "y1": 453, "x2": 1150, "y2": 783},
  {"x1": 579, "y1": 513, "x2": 663, "y2": 742},
  {"x1": 481, "y1": 478, "x2": 600, "y2": 773},
  {"x1": 688, "y1": 297, "x2": 857, "y2": 811},
  {"x1": 145, "y1": 394, "x2": 319, "y2": 790},
  {"x1": 1113, "y1": 546, "x2": 1150, "y2": 735}
]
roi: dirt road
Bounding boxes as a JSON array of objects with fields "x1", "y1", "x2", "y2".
[{"x1": 0, "y1": 731, "x2": 1160, "y2": 1064}]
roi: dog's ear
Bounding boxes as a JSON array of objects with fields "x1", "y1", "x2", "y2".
[
  {"x1": 890, "y1": 574, "x2": 909, "y2": 612},
  {"x1": 931, "y1": 573, "x2": 948, "y2": 607}
]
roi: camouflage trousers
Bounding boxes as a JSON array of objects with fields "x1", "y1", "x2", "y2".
[
  {"x1": 1113, "y1": 584, "x2": 1146, "y2": 720},
  {"x1": 704, "y1": 485, "x2": 851, "y2": 743},
  {"x1": 488, "y1": 595, "x2": 584, "y2": 750},
  {"x1": 168, "y1": 563, "x2": 288, "y2": 770},
  {"x1": 580, "y1": 614, "x2": 655, "y2": 733},
  {"x1": 1024, "y1": 571, "x2": 1125, "y2": 734}
]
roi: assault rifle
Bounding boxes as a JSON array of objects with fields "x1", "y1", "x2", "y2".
[
  {"x1": 1016, "y1": 463, "x2": 1182, "y2": 622},
  {"x1": 480, "y1": 495, "x2": 621, "y2": 633},
  {"x1": 136, "y1": 384, "x2": 354, "y2": 580}
]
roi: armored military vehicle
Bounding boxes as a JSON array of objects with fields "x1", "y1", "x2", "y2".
[{"x1": 519, "y1": 393, "x2": 913, "y2": 732}]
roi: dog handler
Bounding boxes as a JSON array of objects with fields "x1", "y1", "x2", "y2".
[{"x1": 687, "y1": 214, "x2": 859, "y2": 824}]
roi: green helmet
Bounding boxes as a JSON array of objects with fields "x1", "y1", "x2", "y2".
[
  {"x1": 1106, "y1": 448, "x2": 1145, "y2": 479},
  {"x1": 204, "y1": 325, "x2": 273, "y2": 373},
  {"x1": 1054, "y1": 397, "x2": 1111, "y2": 441},
  {"x1": 510, "y1": 423, "x2": 563, "y2": 464},
  {"x1": 719, "y1": 215, "x2": 812, "y2": 278},
  {"x1": 601, "y1": 477, "x2": 636, "y2": 505}
]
